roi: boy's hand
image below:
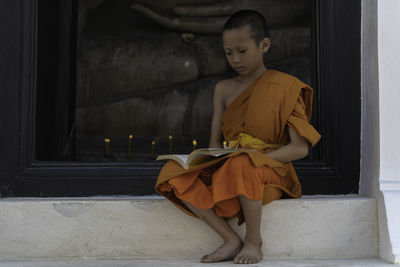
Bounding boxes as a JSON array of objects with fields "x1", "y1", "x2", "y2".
[{"x1": 223, "y1": 141, "x2": 229, "y2": 149}]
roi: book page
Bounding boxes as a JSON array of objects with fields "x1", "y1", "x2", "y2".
[
  {"x1": 187, "y1": 148, "x2": 256, "y2": 164},
  {"x1": 156, "y1": 154, "x2": 190, "y2": 169},
  {"x1": 174, "y1": 154, "x2": 189, "y2": 164}
]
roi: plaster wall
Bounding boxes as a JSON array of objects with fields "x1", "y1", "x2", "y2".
[
  {"x1": 359, "y1": 0, "x2": 379, "y2": 198},
  {"x1": 377, "y1": 0, "x2": 400, "y2": 263},
  {"x1": 360, "y1": 0, "x2": 388, "y2": 259},
  {"x1": 360, "y1": 0, "x2": 400, "y2": 263},
  {"x1": 378, "y1": 0, "x2": 400, "y2": 182}
]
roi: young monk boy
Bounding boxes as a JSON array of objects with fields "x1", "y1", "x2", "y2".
[{"x1": 156, "y1": 9, "x2": 321, "y2": 264}]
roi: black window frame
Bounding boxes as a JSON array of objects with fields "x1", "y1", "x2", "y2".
[{"x1": 0, "y1": 0, "x2": 361, "y2": 197}]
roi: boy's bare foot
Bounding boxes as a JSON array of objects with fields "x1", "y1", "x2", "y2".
[
  {"x1": 233, "y1": 238, "x2": 263, "y2": 264},
  {"x1": 200, "y1": 237, "x2": 243, "y2": 263}
]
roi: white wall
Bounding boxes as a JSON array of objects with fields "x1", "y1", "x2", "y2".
[
  {"x1": 360, "y1": 0, "x2": 400, "y2": 263},
  {"x1": 377, "y1": 0, "x2": 400, "y2": 263},
  {"x1": 377, "y1": 0, "x2": 400, "y2": 180}
]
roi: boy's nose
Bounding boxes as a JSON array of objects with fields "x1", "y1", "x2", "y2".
[{"x1": 232, "y1": 53, "x2": 241, "y2": 63}]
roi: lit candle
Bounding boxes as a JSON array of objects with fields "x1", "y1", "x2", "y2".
[
  {"x1": 104, "y1": 138, "x2": 110, "y2": 158},
  {"x1": 151, "y1": 140, "x2": 156, "y2": 160},
  {"x1": 192, "y1": 139, "x2": 197, "y2": 151},
  {"x1": 223, "y1": 140, "x2": 227, "y2": 148},
  {"x1": 168, "y1": 135, "x2": 173, "y2": 154},
  {"x1": 127, "y1": 134, "x2": 133, "y2": 159}
]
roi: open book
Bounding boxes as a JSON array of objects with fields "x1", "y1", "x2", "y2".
[{"x1": 156, "y1": 147, "x2": 256, "y2": 170}]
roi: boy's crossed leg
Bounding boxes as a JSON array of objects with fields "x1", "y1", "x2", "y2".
[{"x1": 181, "y1": 194, "x2": 263, "y2": 264}]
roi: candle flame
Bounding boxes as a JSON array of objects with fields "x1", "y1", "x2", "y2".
[
  {"x1": 152, "y1": 140, "x2": 156, "y2": 145},
  {"x1": 168, "y1": 135, "x2": 173, "y2": 139},
  {"x1": 129, "y1": 134, "x2": 133, "y2": 139},
  {"x1": 193, "y1": 140, "x2": 197, "y2": 146},
  {"x1": 105, "y1": 138, "x2": 110, "y2": 143}
]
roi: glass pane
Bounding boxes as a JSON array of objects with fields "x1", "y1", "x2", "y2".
[{"x1": 75, "y1": 0, "x2": 314, "y2": 162}]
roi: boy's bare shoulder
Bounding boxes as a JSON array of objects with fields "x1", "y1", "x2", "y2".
[
  {"x1": 216, "y1": 77, "x2": 237, "y2": 87},
  {"x1": 214, "y1": 77, "x2": 237, "y2": 92}
]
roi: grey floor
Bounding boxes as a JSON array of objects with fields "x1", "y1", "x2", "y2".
[{"x1": 0, "y1": 258, "x2": 394, "y2": 267}]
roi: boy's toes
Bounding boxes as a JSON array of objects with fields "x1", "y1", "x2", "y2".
[
  {"x1": 234, "y1": 254, "x2": 261, "y2": 264},
  {"x1": 237, "y1": 256, "x2": 245, "y2": 264},
  {"x1": 249, "y1": 257, "x2": 257, "y2": 264},
  {"x1": 200, "y1": 255, "x2": 208, "y2": 263}
]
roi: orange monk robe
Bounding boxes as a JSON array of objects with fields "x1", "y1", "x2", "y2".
[{"x1": 155, "y1": 69, "x2": 321, "y2": 225}]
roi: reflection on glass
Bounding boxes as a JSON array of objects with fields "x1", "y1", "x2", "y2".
[{"x1": 75, "y1": 0, "x2": 313, "y2": 162}]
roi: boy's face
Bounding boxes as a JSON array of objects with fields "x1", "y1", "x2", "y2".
[{"x1": 222, "y1": 25, "x2": 270, "y2": 76}]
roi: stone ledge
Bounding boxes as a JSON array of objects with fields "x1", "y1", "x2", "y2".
[
  {"x1": 0, "y1": 195, "x2": 377, "y2": 260},
  {"x1": 0, "y1": 258, "x2": 392, "y2": 267}
]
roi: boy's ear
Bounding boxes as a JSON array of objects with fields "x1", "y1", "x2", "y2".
[{"x1": 261, "y1": 37, "x2": 271, "y2": 53}]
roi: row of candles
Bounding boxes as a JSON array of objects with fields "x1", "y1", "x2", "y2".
[{"x1": 103, "y1": 135, "x2": 200, "y2": 159}]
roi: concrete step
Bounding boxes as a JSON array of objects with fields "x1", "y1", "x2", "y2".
[
  {"x1": 0, "y1": 258, "x2": 393, "y2": 267},
  {"x1": 0, "y1": 195, "x2": 377, "y2": 260}
]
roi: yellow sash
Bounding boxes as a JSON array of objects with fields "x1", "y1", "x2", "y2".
[{"x1": 228, "y1": 133, "x2": 284, "y2": 152}]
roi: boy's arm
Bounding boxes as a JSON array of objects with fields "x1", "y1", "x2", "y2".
[
  {"x1": 209, "y1": 82, "x2": 225, "y2": 148},
  {"x1": 264, "y1": 126, "x2": 309, "y2": 163}
]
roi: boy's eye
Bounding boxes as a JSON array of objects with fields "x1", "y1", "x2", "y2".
[
  {"x1": 239, "y1": 49, "x2": 247, "y2": 53},
  {"x1": 225, "y1": 52, "x2": 232, "y2": 56}
]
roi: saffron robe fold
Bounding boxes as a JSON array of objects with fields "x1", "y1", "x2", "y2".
[{"x1": 155, "y1": 69, "x2": 321, "y2": 225}]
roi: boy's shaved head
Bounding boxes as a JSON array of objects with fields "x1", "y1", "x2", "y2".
[{"x1": 223, "y1": 9, "x2": 270, "y2": 44}]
